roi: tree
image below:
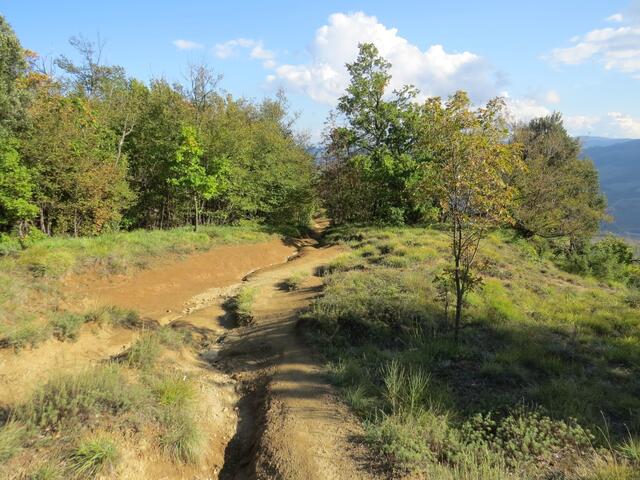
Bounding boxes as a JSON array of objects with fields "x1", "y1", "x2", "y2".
[
  {"x1": 22, "y1": 87, "x2": 132, "y2": 236},
  {"x1": 55, "y1": 35, "x2": 125, "y2": 97},
  {"x1": 417, "y1": 92, "x2": 522, "y2": 341},
  {"x1": 169, "y1": 125, "x2": 227, "y2": 230},
  {"x1": 323, "y1": 43, "x2": 423, "y2": 223},
  {"x1": 0, "y1": 15, "x2": 29, "y2": 134},
  {"x1": 0, "y1": 133, "x2": 37, "y2": 236},
  {"x1": 510, "y1": 113, "x2": 607, "y2": 246}
]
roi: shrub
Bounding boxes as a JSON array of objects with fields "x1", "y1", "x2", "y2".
[
  {"x1": 461, "y1": 408, "x2": 595, "y2": 468},
  {"x1": 563, "y1": 235, "x2": 636, "y2": 282},
  {"x1": 69, "y1": 437, "x2": 119, "y2": 478}
]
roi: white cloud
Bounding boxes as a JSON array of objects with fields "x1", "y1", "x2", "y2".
[
  {"x1": 213, "y1": 38, "x2": 275, "y2": 67},
  {"x1": 564, "y1": 115, "x2": 601, "y2": 132},
  {"x1": 267, "y1": 12, "x2": 504, "y2": 105},
  {"x1": 608, "y1": 111, "x2": 640, "y2": 136},
  {"x1": 502, "y1": 94, "x2": 551, "y2": 123},
  {"x1": 606, "y1": 13, "x2": 625, "y2": 23},
  {"x1": 173, "y1": 39, "x2": 203, "y2": 51},
  {"x1": 543, "y1": 89, "x2": 561, "y2": 104},
  {"x1": 549, "y1": 12, "x2": 640, "y2": 77}
]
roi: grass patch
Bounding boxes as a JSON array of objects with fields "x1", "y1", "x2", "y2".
[
  {"x1": 68, "y1": 436, "x2": 119, "y2": 478},
  {"x1": 152, "y1": 374, "x2": 196, "y2": 408},
  {"x1": 51, "y1": 312, "x2": 87, "y2": 341},
  {"x1": 0, "y1": 319, "x2": 51, "y2": 350},
  {"x1": 26, "y1": 463, "x2": 64, "y2": 480},
  {"x1": 282, "y1": 271, "x2": 308, "y2": 291},
  {"x1": 158, "y1": 410, "x2": 203, "y2": 464},
  {"x1": 226, "y1": 286, "x2": 257, "y2": 325},
  {"x1": 17, "y1": 365, "x2": 146, "y2": 430},
  {"x1": 83, "y1": 306, "x2": 141, "y2": 328},
  {"x1": 126, "y1": 332, "x2": 161, "y2": 369},
  {"x1": 10, "y1": 222, "x2": 277, "y2": 278},
  {"x1": 0, "y1": 421, "x2": 28, "y2": 462}
]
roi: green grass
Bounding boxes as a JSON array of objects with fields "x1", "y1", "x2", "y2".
[
  {"x1": 152, "y1": 373, "x2": 196, "y2": 408},
  {"x1": 17, "y1": 365, "x2": 146, "y2": 430},
  {"x1": 282, "y1": 271, "x2": 308, "y2": 291},
  {"x1": 51, "y1": 313, "x2": 87, "y2": 341},
  {"x1": 68, "y1": 437, "x2": 119, "y2": 478},
  {"x1": 303, "y1": 225, "x2": 640, "y2": 478},
  {"x1": 26, "y1": 463, "x2": 64, "y2": 480},
  {"x1": 227, "y1": 286, "x2": 258, "y2": 325},
  {"x1": 158, "y1": 410, "x2": 203, "y2": 464},
  {"x1": 126, "y1": 332, "x2": 162, "y2": 369},
  {"x1": 0, "y1": 318, "x2": 52, "y2": 350},
  {"x1": 12, "y1": 222, "x2": 277, "y2": 278},
  {"x1": 0, "y1": 421, "x2": 28, "y2": 462}
]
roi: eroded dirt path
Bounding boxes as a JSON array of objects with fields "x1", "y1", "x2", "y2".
[
  {"x1": 210, "y1": 239, "x2": 378, "y2": 480},
  {"x1": 0, "y1": 239, "x2": 296, "y2": 405},
  {"x1": 67, "y1": 238, "x2": 297, "y2": 322}
]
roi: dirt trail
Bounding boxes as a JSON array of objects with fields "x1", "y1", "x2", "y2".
[
  {"x1": 0, "y1": 238, "x2": 296, "y2": 404},
  {"x1": 67, "y1": 238, "x2": 296, "y2": 321},
  {"x1": 212, "y1": 239, "x2": 378, "y2": 480}
]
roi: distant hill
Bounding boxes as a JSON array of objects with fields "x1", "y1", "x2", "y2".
[
  {"x1": 578, "y1": 136, "x2": 632, "y2": 149},
  {"x1": 582, "y1": 139, "x2": 640, "y2": 238}
]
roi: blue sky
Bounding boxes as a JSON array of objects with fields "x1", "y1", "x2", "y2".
[{"x1": 2, "y1": 0, "x2": 640, "y2": 140}]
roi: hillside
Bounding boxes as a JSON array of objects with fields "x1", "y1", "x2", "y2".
[
  {"x1": 583, "y1": 139, "x2": 640, "y2": 238},
  {"x1": 305, "y1": 226, "x2": 640, "y2": 478}
]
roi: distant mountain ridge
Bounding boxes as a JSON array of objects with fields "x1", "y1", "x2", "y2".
[
  {"x1": 581, "y1": 137, "x2": 640, "y2": 238},
  {"x1": 578, "y1": 136, "x2": 633, "y2": 149}
]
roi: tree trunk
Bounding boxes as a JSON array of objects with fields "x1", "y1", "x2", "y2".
[
  {"x1": 39, "y1": 208, "x2": 46, "y2": 234},
  {"x1": 194, "y1": 196, "x2": 199, "y2": 231},
  {"x1": 454, "y1": 280, "x2": 463, "y2": 343}
]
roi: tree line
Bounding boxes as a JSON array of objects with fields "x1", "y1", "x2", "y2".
[{"x1": 0, "y1": 17, "x2": 315, "y2": 238}]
